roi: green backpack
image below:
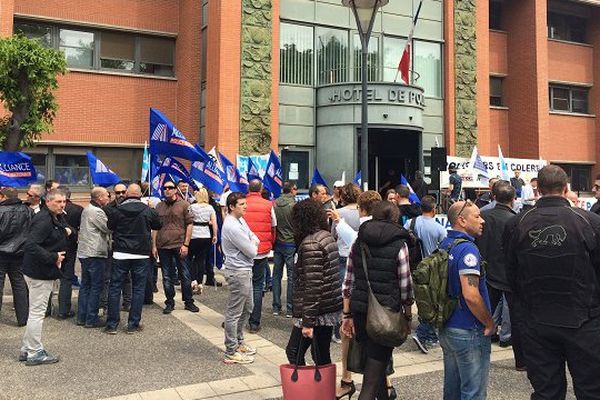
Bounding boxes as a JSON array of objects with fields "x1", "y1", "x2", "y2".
[{"x1": 412, "y1": 239, "x2": 469, "y2": 329}]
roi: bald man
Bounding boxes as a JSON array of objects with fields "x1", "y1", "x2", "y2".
[
  {"x1": 77, "y1": 187, "x2": 111, "y2": 327},
  {"x1": 104, "y1": 184, "x2": 161, "y2": 334},
  {"x1": 439, "y1": 200, "x2": 494, "y2": 400}
]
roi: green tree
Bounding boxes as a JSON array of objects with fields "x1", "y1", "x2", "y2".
[{"x1": 0, "y1": 34, "x2": 66, "y2": 151}]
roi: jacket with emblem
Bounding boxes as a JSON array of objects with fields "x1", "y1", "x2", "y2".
[
  {"x1": 244, "y1": 192, "x2": 274, "y2": 255},
  {"x1": 0, "y1": 198, "x2": 33, "y2": 261},
  {"x1": 292, "y1": 230, "x2": 342, "y2": 327},
  {"x1": 503, "y1": 196, "x2": 600, "y2": 328},
  {"x1": 350, "y1": 219, "x2": 409, "y2": 314},
  {"x1": 106, "y1": 198, "x2": 162, "y2": 256}
]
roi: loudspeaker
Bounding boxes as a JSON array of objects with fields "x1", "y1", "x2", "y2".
[{"x1": 431, "y1": 147, "x2": 447, "y2": 171}]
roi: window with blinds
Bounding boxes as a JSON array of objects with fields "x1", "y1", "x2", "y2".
[
  {"x1": 316, "y1": 27, "x2": 349, "y2": 85},
  {"x1": 280, "y1": 23, "x2": 314, "y2": 86}
]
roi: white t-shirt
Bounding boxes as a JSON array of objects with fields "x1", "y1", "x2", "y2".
[
  {"x1": 189, "y1": 203, "x2": 216, "y2": 239},
  {"x1": 113, "y1": 251, "x2": 149, "y2": 260}
]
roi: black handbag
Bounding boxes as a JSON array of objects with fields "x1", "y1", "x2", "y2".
[{"x1": 359, "y1": 242, "x2": 409, "y2": 347}]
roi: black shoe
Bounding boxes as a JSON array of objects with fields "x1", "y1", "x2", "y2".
[
  {"x1": 126, "y1": 324, "x2": 143, "y2": 334},
  {"x1": 152, "y1": 286, "x2": 159, "y2": 293},
  {"x1": 336, "y1": 380, "x2": 356, "y2": 400},
  {"x1": 491, "y1": 334, "x2": 500, "y2": 343},
  {"x1": 143, "y1": 299, "x2": 154, "y2": 305},
  {"x1": 76, "y1": 320, "x2": 86, "y2": 326},
  {"x1": 247, "y1": 325, "x2": 261, "y2": 334},
  {"x1": 204, "y1": 281, "x2": 223, "y2": 287},
  {"x1": 174, "y1": 280, "x2": 181, "y2": 286},
  {"x1": 499, "y1": 339, "x2": 512, "y2": 348},
  {"x1": 57, "y1": 311, "x2": 75, "y2": 320},
  {"x1": 104, "y1": 327, "x2": 117, "y2": 335},
  {"x1": 121, "y1": 304, "x2": 131, "y2": 312},
  {"x1": 388, "y1": 385, "x2": 397, "y2": 400},
  {"x1": 163, "y1": 305, "x2": 174, "y2": 314},
  {"x1": 184, "y1": 303, "x2": 199, "y2": 313},
  {"x1": 84, "y1": 320, "x2": 106, "y2": 329}
]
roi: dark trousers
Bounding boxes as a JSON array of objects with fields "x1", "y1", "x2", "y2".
[
  {"x1": 100, "y1": 256, "x2": 132, "y2": 309},
  {"x1": 77, "y1": 257, "x2": 107, "y2": 325},
  {"x1": 0, "y1": 260, "x2": 28, "y2": 325},
  {"x1": 144, "y1": 257, "x2": 157, "y2": 303},
  {"x1": 106, "y1": 258, "x2": 149, "y2": 329},
  {"x1": 249, "y1": 258, "x2": 268, "y2": 328},
  {"x1": 520, "y1": 314, "x2": 600, "y2": 399},
  {"x1": 487, "y1": 285, "x2": 525, "y2": 368},
  {"x1": 57, "y1": 249, "x2": 77, "y2": 315},
  {"x1": 188, "y1": 238, "x2": 212, "y2": 283},
  {"x1": 285, "y1": 325, "x2": 333, "y2": 366},
  {"x1": 159, "y1": 248, "x2": 194, "y2": 307}
]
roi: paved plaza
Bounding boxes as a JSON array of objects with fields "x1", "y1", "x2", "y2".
[{"x1": 0, "y1": 273, "x2": 576, "y2": 400}]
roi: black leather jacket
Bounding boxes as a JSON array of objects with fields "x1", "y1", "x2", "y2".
[{"x1": 0, "y1": 198, "x2": 33, "y2": 260}]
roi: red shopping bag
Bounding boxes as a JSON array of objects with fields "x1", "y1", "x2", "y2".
[{"x1": 279, "y1": 334, "x2": 336, "y2": 399}]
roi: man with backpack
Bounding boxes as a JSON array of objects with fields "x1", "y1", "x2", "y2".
[
  {"x1": 503, "y1": 165, "x2": 600, "y2": 399},
  {"x1": 404, "y1": 195, "x2": 447, "y2": 353},
  {"x1": 431, "y1": 200, "x2": 494, "y2": 399}
]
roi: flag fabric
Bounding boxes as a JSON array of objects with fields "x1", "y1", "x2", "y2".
[
  {"x1": 0, "y1": 152, "x2": 38, "y2": 187},
  {"x1": 263, "y1": 150, "x2": 283, "y2": 198},
  {"x1": 311, "y1": 168, "x2": 329, "y2": 189},
  {"x1": 247, "y1": 158, "x2": 262, "y2": 182},
  {"x1": 190, "y1": 145, "x2": 226, "y2": 195},
  {"x1": 397, "y1": 0, "x2": 423, "y2": 84},
  {"x1": 352, "y1": 171, "x2": 362, "y2": 186},
  {"x1": 86, "y1": 152, "x2": 121, "y2": 188},
  {"x1": 141, "y1": 141, "x2": 150, "y2": 183},
  {"x1": 150, "y1": 156, "x2": 196, "y2": 198},
  {"x1": 498, "y1": 145, "x2": 510, "y2": 181},
  {"x1": 400, "y1": 174, "x2": 421, "y2": 204},
  {"x1": 468, "y1": 146, "x2": 489, "y2": 185},
  {"x1": 149, "y1": 108, "x2": 204, "y2": 162},
  {"x1": 219, "y1": 152, "x2": 249, "y2": 193}
]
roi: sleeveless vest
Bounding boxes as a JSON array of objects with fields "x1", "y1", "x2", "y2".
[{"x1": 245, "y1": 192, "x2": 274, "y2": 255}]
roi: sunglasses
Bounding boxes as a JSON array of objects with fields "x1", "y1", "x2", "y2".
[
  {"x1": 163, "y1": 186, "x2": 176, "y2": 190},
  {"x1": 457, "y1": 199, "x2": 474, "y2": 218},
  {"x1": 114, "y1": 190, "x2": 126, "y2": 195}
]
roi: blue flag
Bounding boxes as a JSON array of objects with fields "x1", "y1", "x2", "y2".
[
  {"x1": 0, "y1": 152, "x2": 38, "y2": 187},
  {"x1": 311, "y1": 168, "x2": 329, "y2": 189},
  {"x1": 149, "y1": 108, "x2": 203, "y2": 162},
  {"x1": 352, "y1": 171, "x2": 362, "y2": 186},
  {"x1": 86, "y1": 152, "x2": 121, "y2": 188},
  {"x1": 263, "y1": 150, "x2": 283, "y2": 198},
  {"x1": 400, "y1": 174, "x2": 421, "y2": 204},
  {"x1": 219, "y1": 152, "x2": 249, "y2": 193},
  {"x1": 247, "y1": 158, "x2": 262, "y2": 182},
  {"x1": 150, "y1": 156, "x2": 196, "y2": 198},
  {"x1": 190, "y1": 145, "x2": 225, "y2": 195}
]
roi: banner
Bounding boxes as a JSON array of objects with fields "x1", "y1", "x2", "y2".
[
  {"x1": 190, "y1": 145, "x2": 225, "y2": 195},
  {"x1": 441, "y1": 156, "x2": 547, "y2": 188},
  {"x1": 237, "y1": 154, "x2": 269, "y2": 178},
  {"x1": 0, "y1": 152, "x2": 38, "y2": 187},
  {"x1": 220, "y1": 152, "x2": 249, "y2": 193},
  {"x1": 149, "y1": 108, "x2": 203, "y2": 162},
  {"x1": 86, "y1": 152, "x2": 121, "y2": 187},
  {"x1": 263, "y1": 150, "x2": 283, "y2": 198}
]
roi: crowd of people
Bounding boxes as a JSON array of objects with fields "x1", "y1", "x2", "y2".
[{"x1": 1, "y1": 166, "x2": 600, "y2": 400}]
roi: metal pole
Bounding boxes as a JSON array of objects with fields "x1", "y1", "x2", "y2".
[{"x1": 360, "y1": 41, "x2": 369, "y2": 191}]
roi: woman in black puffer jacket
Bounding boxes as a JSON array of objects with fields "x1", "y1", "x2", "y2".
[{"x1": 285, "y1": 199, "x2": 342, "y2": 366}]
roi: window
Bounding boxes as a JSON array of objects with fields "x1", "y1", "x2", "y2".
[
  {"x1": 555, "y1": 163, "x2": 591, "y2": 192},
  {"x1": 353, "y1": 34, "x2": 379, "y2": 82},
  {"x1": 489, "y1": 1, "x2": 503, "y2": 30},
  {"x1": 282, "y1": 150, "x2": 309, "y2": 189},
  {"x1": 490, "y1": 77, "x2": 504, "y2": 106},
  {"x1": 14, "y1": 20, "x2": 175, "y2": 76},
  {"x1": 54, "y1": 155, "x2": 89, "y2": 186},
  {"x1": 59, "y1": 29, "x2": 94, "y2": 68},
  {"x1": 414, "y1": 41, "x2": 442, "y2": 97},
  {"x1": 316, "y1": 27, "x2": 349, "y2": 85},
  {"x1": 549, "y1": 85, "x2": 589, "y2": 114},
  {"x1": 548, "y1": 13, "x2": 587, "y2": 43},
  {"x1": 279, "y1": 23, "x2": 313, "y2": 86},
  {"x1": 383, "y1": 36, "x2": 406, "y2": 82},
  {"x1": 25, "y1": 154, "x2": 47, "y2": 184}
]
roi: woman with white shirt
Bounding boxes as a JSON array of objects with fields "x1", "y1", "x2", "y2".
[{"x1": 188, "y1": 188, "x2": 218, "y2": 294}]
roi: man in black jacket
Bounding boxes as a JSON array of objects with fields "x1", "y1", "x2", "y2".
[
  {"x1": 0, "y1": 187, "x2": 33, "y2": 326},
  {"x1": 104, "y1": 184, "x2": 161, "y2": 334},
  {"x1": 503, "y1": 165, "x2": 600, "y2": 398},
  {"x1": 591, "y1": 174, "x2": 600, "y2": 215},
  {"x1": 476, "y1": 181, "x2": 524, "y2": 370},
  {"x1": 20, "y1": 188, "x2": 71, "y2": 366}
]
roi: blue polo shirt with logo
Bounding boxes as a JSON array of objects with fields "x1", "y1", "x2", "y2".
[{"x1": 441, "y1": 230, "x2": 491, "y2": 330}]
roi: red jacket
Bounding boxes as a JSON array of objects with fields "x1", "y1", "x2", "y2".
[{"x1": 245, "y1": 192, "x2": 274, "y2": 255}]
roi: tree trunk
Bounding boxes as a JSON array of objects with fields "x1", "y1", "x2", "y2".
[{"x1": 4, "y1": 72, "x2": 29, "y2": 152}]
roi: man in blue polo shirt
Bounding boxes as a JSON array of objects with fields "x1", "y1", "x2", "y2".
[{"x1": 439, "y1": 200, "x2": 494, "y2": 400}]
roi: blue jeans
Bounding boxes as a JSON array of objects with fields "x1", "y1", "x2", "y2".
[
  {"x1": 159, "y1": 249, "x2": 194, "y2": 307},
  {"x1": 249, "y1": 258, "x2": 268, "y2": 328},
  {"x1": 439, "y1": 327, "x2": 491, "y2": 400},
  {"x1": 77, "y1": 257, "x2": 107, "y2": 325},
  {"x1": 272, "y1": 243, "x2": 295, "y2": 314},
  {"x1": 492, "y1": 295, "x2": 511, "y2": 343},
  {"x1": 107, "y1": 258, "x2": 149, "y2": 329},
  {"x1": 415, "y1": 320, "x2": 439, "y2": 345}
]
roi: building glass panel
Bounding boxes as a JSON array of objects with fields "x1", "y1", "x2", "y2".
[
  {"x1": 280, "y1": 22, "x2": 313, "y2": 86},
  {"x1": 54, "y1": 154, "x2": 89, "y2": 186},
  {"x1": 100, "y1": 32, "x2": 135, "y2": 71},
  {"x1": 414, "y1": 40, "x2": 442, "y2": 97},
  {"x1": 59, "y1": 29, "x2": 94, "y2": 68},
  {"x1": 316, "y1": 27, "x2": 348, "y2": 85},
  {"x1": 352, "y1": 34, "x2": 379, "y2": 82},
  {"x1": 383, "y1": 36, "x2": 406, "y2": 82}
]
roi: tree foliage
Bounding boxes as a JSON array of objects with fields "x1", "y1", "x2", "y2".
[{"x1": 0, "y1": 34, "x2": 67, "y2": 151}]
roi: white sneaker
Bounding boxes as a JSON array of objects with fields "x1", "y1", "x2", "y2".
[
  {"x1": 237, "y1": 343, "x2": 257, "y2": 356},
  {"x1": 224, "y1": 351, "x2": 254, "y2": 364}
]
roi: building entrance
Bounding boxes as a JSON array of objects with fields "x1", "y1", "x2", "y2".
[{"x1": 359, "y1": 128, "x2": 421, "y2": 194}]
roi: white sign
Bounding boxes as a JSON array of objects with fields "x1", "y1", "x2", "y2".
[
  {"x1": 441, "y1": 156, "x2": 547, "y2": 188},
  {"x1": 575, "y1": 197, "x2": 598, "y2": 211},
  {"x1": 289, "y1": 163, "x2": 299, "y2": 180}
]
